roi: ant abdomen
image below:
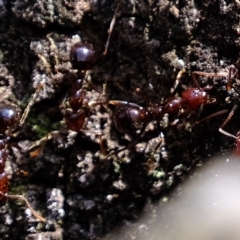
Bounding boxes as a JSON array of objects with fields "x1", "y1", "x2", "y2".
[
  {"x1": 70, "y1": 42, "x2": 96, "y2": 71},
  {"x1": 113, "y1": 104, "x2": 147, "y2": 134},
  {"x1": 0, "y1": 104, "x2": 20, "y2": 133}
]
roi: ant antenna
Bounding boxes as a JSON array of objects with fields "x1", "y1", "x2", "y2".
[
  {"x1": 195, "y1": 109, "x2": 229, "y2": 124},
  {"x1": 19, "y1": 80, "x2": 45, "y2": 127},
  {"x1": 170, "y1": 68, "x2": 186, "y2": 94},
  {"x1": 0, "y1": 192, "x2": 46, "y2": 222},
  {"x1": 191, "y1": 71, "x2": 229, "y2": 89},
  {"x1": 103, "y1": 0, "x2": 122, "y2": 56},
  {"x1": 219, "y1": 104, "x2": 238, "y2": 138},
  {"x1": 104, "y1": 124, "x2": 147, "y2": 159},
  {"x1": 227, "y1": 65, "x2": 237, "y2": 92}
]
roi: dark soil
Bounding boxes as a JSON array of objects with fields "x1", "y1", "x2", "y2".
[{"x1": 0, "y1": 0, "x2": 240, "y2": 239}]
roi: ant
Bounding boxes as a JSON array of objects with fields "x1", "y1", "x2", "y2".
[
  {"x1": 0, "y1": 70, "x2": 46, "y2": 222},
  {"x1": 107, "y1": 68, "x2": 230, "y2": 156},
  {"x1": 27, "y1": 2, "x2": 122, "y2": 154},
  {"x1": 62, "y1": 1, "x2": 125, "y2": 139}
]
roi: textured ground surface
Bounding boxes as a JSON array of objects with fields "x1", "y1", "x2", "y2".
[{"x1": 0, "y1": 0, "x2": 240, "y2": 239}]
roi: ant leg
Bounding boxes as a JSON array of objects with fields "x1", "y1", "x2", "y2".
[
  {"x1": 194, "y1": 103, "x2": 204, "y2": 122},
  {"x1": 217, "y1": 104, "x2": 240, "y2": 155},
  {"x1": 22, "y1": 130, "x2": 61, "y2": 157},
  {"x1": 36, "y1": 34, "x2": 63, "y2": 80},
  {"x1": 227, "y1": 65, "x2": 237, "y2": 92},
  {"x1": 109, "y1": 100, "x2": 143, "y2": 108},
  {"x1": 219, "y1": 104, "x2": 238, "y2": 139},
  {"x1": 103, "y1": 0, "x2": 122, "y2": 56},
  {"x1": 19, "y1": 80, "x2": 45, "y2": 127},
  {"x1": 37, "y1": 54, "x2": 54, "y2": 77},
  {"x1": 104, "y1": 124, "x2": 147, "y2": 159},
  {"x1": 98, "y1": 133, "x2": 108, "y2": 157},
  {"x1": 46, "y1": 33, "x2": 60, "y2": 67},
  {"x1": 0, "y1": 191, "x2": 46, "y2": 222},
  {"x1": 235, "y1": 131, "x2": 240, "y2": 155},
  {"x1": 191, "y1": 71, "x2": 229, "y2": 89},
  {"x1": 195, "y1": 109, "x2": 229, "y2": 124},
  {"x1": 20, "y1": 37, "x2": 60, "y2": 129},
  {"x1": 170, "y1": 68, "x2": 186, "y2": 94}
]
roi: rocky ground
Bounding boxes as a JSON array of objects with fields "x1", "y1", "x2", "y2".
[{"x1": 0, "y1": 0, "x2": 240, "y2": 239}]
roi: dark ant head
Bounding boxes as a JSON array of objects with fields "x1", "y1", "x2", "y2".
[
  {"x1": 181, "y1": 88, "x2": 208, "y2": 111},
  {"x1": 0, "y1": 103, "x2": 20, "y2": 133},
  {"x1": 70, "y1": 42, "x2": 96, "y2": 71}
]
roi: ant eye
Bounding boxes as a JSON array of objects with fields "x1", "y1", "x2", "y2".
[{"x1": 70, "y1": 43, "x2": 96, "y2": 71}]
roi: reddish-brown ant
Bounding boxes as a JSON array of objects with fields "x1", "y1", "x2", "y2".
[
  {"x1": 107, "y1": 69, "x2": 229, "y2": 156},
  {"x1": 27, "y1": 2, "x2": 122, "y2": 154},
  {"x1": 111, "y1": 64, "x2": 239, "y2": 135},
  {"x1": 109, "y1": 70, "x2": 210, "y2": 132},
  {"x1": 111, "y1": 85, "x2": 210, "y2": 133}
]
